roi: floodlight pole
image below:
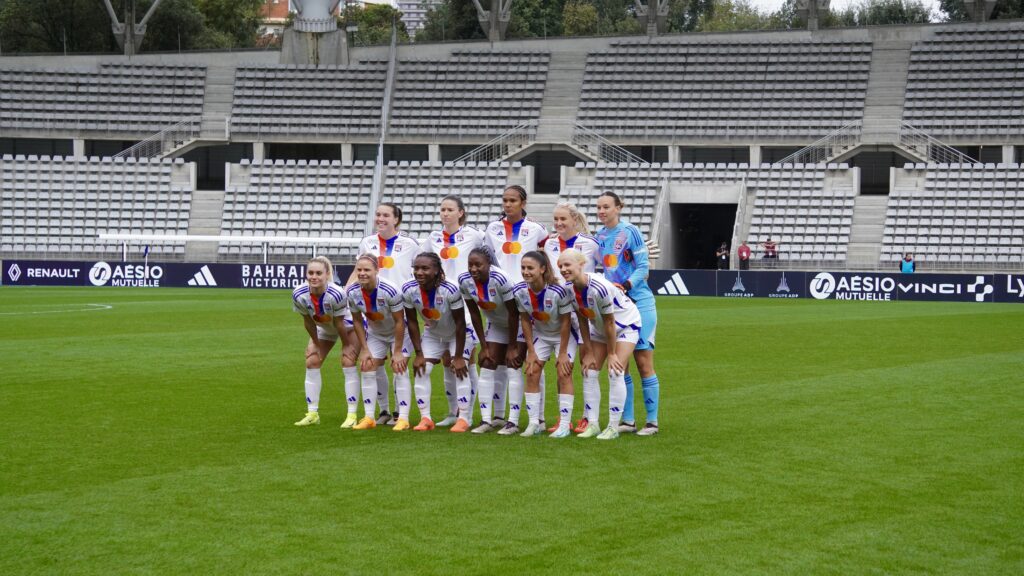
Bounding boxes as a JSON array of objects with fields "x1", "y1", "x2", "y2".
[
  {"x1": 102, "y1": 0, "x2": 166, "y2": 56},
  {"x1": 472, "y1": 0, "x2": 513, "y2": 42}
]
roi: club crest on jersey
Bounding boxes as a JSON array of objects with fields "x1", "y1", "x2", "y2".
[
  {"x1": 544, "y1": 297, "x2": 553, "y2": 308},
  {"x1": 435, "y1": 296, "x2": 444, "y2": 307}
]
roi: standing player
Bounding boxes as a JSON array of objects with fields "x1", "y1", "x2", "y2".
[
  {"x1": 292, "y1": 256, "x2": 358, "y2": 427},
  {"x1": 486, "y1": 185, "x2": 548, "y2": 428},
  {"x1": 458, "y1": 247, "x2": 520, "y2": 433},
  {"x1": 558, "y1": 248, "x2": 642, "y2": 440},
  {"x1": 594, "y1": 192, "x2": 660, "y2": 436},
  {"x1": 354, "y1": 202, "x2": 420, "y2": 425},
  {"x1": 402, "y1": 252, "x2": 474, "y2": 433},
  {"x1": 543, "y1": 201, "x2": 600, "y2": 432},
  {"x1": 423, "y1": 195, "x2": 486, "y2": 427},
  {"x1": 508, "y1": 251, "x2": 576, "y2": 438},
  {"x1": 346, "y1": 254, "x2": 412, "y2": 431}
]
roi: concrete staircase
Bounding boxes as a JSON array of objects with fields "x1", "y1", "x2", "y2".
[
  {"x1": 847, "y1": 195, "x2": 889, "y2": 265},
  {"x1": 860, "y1": 40, "x2": 912, "y2": 145},
  {"x1": 184, "y1": 190, "x2": 225, "y2": 261},
  {"x1": 199, "y1": 64, "x2": 236, "y2": 141},
  {"x1": 527, "y1": 193, "x2": 561, "y2": 231},
  {"x1": 536, "y1": 51, "x2": 586, "y2": 143}
]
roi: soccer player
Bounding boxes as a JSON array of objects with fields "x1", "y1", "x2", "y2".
[
  {"x1": 423, "y1": 195, "x2": 486, "y2": 427},
  {"x1": 485, "y1": 185, "x2": 548, "y2": 424},
  {"x1": 594, "y1": 191, "x2": 660, "y2": 436},
  {"x1": 346, "y1": 254, "x2": 412, "y2": 431},
  {"x1": 457, "y1": 246, "x2": 520, "y2": 433},
  {"x1": 353, "y1": 202, "x2": 420, "y2": 425},
  {"x1": 402, "y1": 252, "x2": 474, "y2": 432},
  {"x1": 558, "y1": 248, "x2": 642, "y2": 440},
  {"x1": 544, "y1": 202, "x2": 599, "y2": 283},
  {"x1": 292, "y1": 256, "x2": 358, "y2": 427},
  {"x1": 509, "y1": 251, "x2": 576, "y2": 438}
]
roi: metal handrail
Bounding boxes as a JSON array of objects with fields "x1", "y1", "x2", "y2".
[
  {"x1": 899, "y1": 121, "x2": 980, "y2": 165},
  {"x1": 774, "y1": 122, "x2": 861, "y2": 165},
  {"x1": 571, "y1": 123, "x2": 648, "y2": 164},
  {"x1": 113, "y1": 117, "x2": 200, "y2": 159},
  {"x1": 730, "y1": 175, "x2": 749, "y2": 266},
  {"x1": 452, "y1": 122, "x2": 537, "y2": 163}
]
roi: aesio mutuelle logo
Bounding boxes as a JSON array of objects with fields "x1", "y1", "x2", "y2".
[
  {"x1": 88, "y1": 262, "x2": 163, "y2": 287},
  {"x1": 809, "y1": 272, "x2": 836, "y2": 299}
]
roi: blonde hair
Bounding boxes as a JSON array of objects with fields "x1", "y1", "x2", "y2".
[
  {"x1": 553, "y1": 202, "x2": 590, "y2": 236},
  {"x1": 557, "y1": 247, "x2": 588, "y2": 267},
  {"x1": 307, "y1": 256, "x2": 334, "y2": 282}
]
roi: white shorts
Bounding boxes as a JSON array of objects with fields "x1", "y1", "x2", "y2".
[
  {"x1": 588, "y1": 321, "x2": 641, "y2": 345},
  {"x1": 314, "y1": 310, "x2": 353, "y2": 342},
  {"x1": 422, "y1": 329, "x2": 476, "y2": 360},
  {"x1": 484, "y1": 322, "x2": 512, "y2": 345},
  {"x1": 532, "y1": 335, "x2": 578, "y2": 363},
  {"x1": 366, "y1": 331, "x2": 414, "y2": 359}
]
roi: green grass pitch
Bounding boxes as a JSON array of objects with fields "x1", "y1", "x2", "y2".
[{"x1": 0, "y1": 287, "x2": 1021, "y2": 575}]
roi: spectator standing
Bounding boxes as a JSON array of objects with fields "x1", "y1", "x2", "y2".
[
  {"x1": 715, "y1": 242, "x2": 730, "y2": 270},
  {"x1": 760, "y1": 237, "x2": 779, "y2": 259},
  {"x1": 900, "y1": 252, "x2": 916, "y2": 273},
  {"x1": 738, "y1": 241, "x2": 751, "y2": 270}
]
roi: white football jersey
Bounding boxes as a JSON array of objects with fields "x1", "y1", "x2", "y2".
[
  {"x1": 346, "y1": 278, "x2": 404, "y2": 339},
  {"x1": 567, "y1": 273, "x2": 641, "y2": 334},
  {"x1": 423, "y1": 225, "x2": 486, "y2": 282},
  {"x1": 457, "y1": 266, "x2": 516, "y2": 329},
  {"x1": 293, "y1": 282, "x2": 348, "y2": 331},
  {"x1": 544, "y1": 233, "x2": 599, "y2": 283},
  {"x1": 402, "y1": 279, "x2": 464, "y2": 340},
  {"x1": 358, "y1": 232, "x2": 420, "y2": 288},
  {"x1": 512, "y1": 281, "x2": 573, "y2": 340},
  {"x1": 484, "y1": 216, "x2": 547, "y2": 285}
]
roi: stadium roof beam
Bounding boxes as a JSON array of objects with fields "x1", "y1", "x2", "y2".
[
  {"x1": 472, "y1": 0, "x2": 513, "y2": 42},
  {"x1": 634, "y1": 0, "x2": 670, "y2": 36},
  {"x1": 795, "y1": 0, "x2": 830, "y2": 31},
  {"x1": 963, "y1": 0, "x2": 997, "y2": 21},
  {"x1": 101, "y1": 0, "x2": 165, "y2": 56}
]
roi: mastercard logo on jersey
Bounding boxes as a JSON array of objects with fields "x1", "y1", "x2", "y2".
[
  {"x1": 502, "y1": 241, "x2": 522, "y2": 254},
  {"x1": 365, "y1": 311, "x2": 385, "y2": 321},
  {"x1": 423, "y1": 308, "x2": 442, "y2": 320},
  {"x1": 603, "y1": 254, "x2": 619, "y2": 267},
  {"x1": 532, "y1": 311, "x2": 551, "y2": 322},
  {"x1": 440, "y1": 247, "x2": 459, "y2": 259},
  {"x1": 479, "y1": 301, "x2": 498, "y2": 311},
  {"x1": 580, "y1": 308, "x2": 596, "y2": 319},
  {"x1": 379, "y1": 256, "x2": 395, "y2": 268},
  {"x1": 313, "y1": 314, "x2": 330, "y2": 323}
]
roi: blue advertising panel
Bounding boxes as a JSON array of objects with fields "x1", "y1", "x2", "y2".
[
  {"x1": 649, "y1": 269, "x2": 717, "y2": 297},
  {"x1": 994, "y1": 273, "x2": 1024, "y2": 304},
  {"x1": 803, "y1": 271, "x2": 996, "y2": 303},
  {"x1": 759, "y1": 270, "x2": 806, "y2": 299}
]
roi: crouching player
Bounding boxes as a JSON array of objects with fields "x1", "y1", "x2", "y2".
[
  {"x1": 558, "y1": 249, "x2": 641, "y2": 440},
  {"x1": 403, "y1": 252, "x2": 474, "y2": 432},
  {"x1": 347, "y1": 254, "x2": 412, "y2": 431},
  {"x1": 292, "y1": 256, "x2": 358, "y2": 426}
]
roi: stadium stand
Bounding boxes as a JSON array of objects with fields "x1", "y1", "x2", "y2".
[
  {"x1": 902, "y1": 25, "x2": 1024, "y2": 139},
  {"x1": 378, "y1": 161, "x2": 523, "y2": 237},
  {"x1": 387, "y1": 51, "x2": 550, "y2": 137},
  {"x1": 577, "y1": 38, "x2": 871, "y2": 139},
  {"x1": 229, "y1": 63, "x2": 387, "y2": 137},
  {"x1": 0, "y1": 63, "x2": 207, "y2": 133},
  {"x1": 883, "y1": 163, "x2": 1024, "y2": 266},
  {"x1": 0, "y1": 155, "x2": 192, "y2": 256},
  {"x1": 219, "y1": 159, "x2": 374, "y2": 258}
]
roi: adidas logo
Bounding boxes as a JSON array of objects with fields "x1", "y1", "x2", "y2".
[
  {"x1": 187, "y1": 265, "x2": 217, "y2": 287},
  {"x1": 656, "y1": 272, "x2": 689, "y2": 295}
]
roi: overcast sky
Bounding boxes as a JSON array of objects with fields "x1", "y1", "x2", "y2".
[{"x1": 746, "y1": 0, "x2": 943, "y2": 18}]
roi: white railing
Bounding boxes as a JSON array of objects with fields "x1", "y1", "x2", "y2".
[
  {"x1": 97, "y1": 233, "x2": 361, "y2": 264},
  {"x1": 365, "y1": 24, "x2": 400, "y2": 235},
  {"x1": 572, "y1": 123, "x2": 648, "y2": 164},
  {"x1": 775, "y1": 122, "x2": 861, "y2": 165},
  {"x1": 899, "y1": 122, "x2": 980, "y2": 165},
  {"x1": 452, "y1": 122, "x2": 538, "y2": 163},
  {"x1": 730, "y1": 176, "x2": 749, "y2": 267},
  {"x1": 113, "y1": 117, "x2": 201, "y2": 160}
]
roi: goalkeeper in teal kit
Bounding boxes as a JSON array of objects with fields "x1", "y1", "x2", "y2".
[{"x1": 593, "y1": 192, "x2": 660, "y2": 436}]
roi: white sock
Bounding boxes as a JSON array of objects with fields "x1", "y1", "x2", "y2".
[
  {"x1": 456, "y1": 374, "x2": 472, "y2": 423},
  {"x1": 538, "y1": 370, "x2": 546, "y2": 422},
  {"x1": 468, "y1": 364, "x2": 479, "y2": 414},
  {"x1": 525, "y1": 392, "x2": 541, "y2": 425},
  {"x1": 583, "y1": 369, "x2": 600, "y2": 423},
  {"x1": 304, "y1": 368, "x2": 322, "y2": 412},
  {"x1": 477, "y1": 367, "x2": 496, "y2": 424},
  {"x1": 608, "y1": 371, "x2": 626, "y2": 427},
  {"x1": 558, "y1": 394, "x2": 574, "y2": 431},
  {"x1": 361, "y1": 371, "x2": 377, "y2": 419},
  {"x1": 506, "y1": 367, "x2": 523, "y2": 425},
  {"x1": 394, "y1": 371, "x2": 411, "y2": 420},
  {"x1": 415, "y1": 362, "x2": 434, "y2": 421},
  {"x1": 443, "y1": 367, "x2": 458, "y2": 416},
  {"x1": 493, "y1": 366, "x2": 508, "y2": 419},
  {"x1": 376, "y1": 366, "x2": 390, "y2": 414},
  {"x1": 343, "y1": 366, "x2": 359, "y2": 415}
]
